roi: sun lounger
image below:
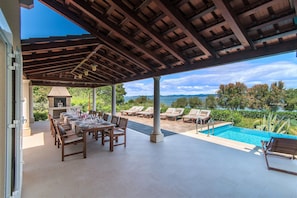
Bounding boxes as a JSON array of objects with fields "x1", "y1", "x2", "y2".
[
  {"x1": 166, "y1": 108, "x2": 184, "y2": 121},
  {"x1": 121, "y1": 106, "x2": 144, "y2": 116},
  {"x1": 196, "y1": 110, "x2": 211, "y2": 124},
  {"x1": 160, "y1": 108, "x2": 176, "y2": 119},
  {"x1": 182, "y1": 109, "x2": 200, "y2": 123},
  {"x1": 137, "y1": 107, "x2": 154, "y2": 118},
  {"x1": 261, "y1": 137, "x2": 297, "y2": 175}
]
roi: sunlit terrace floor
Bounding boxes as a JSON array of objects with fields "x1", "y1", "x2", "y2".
[{"x1": 22, "y1": 117, "x2": 297, "y2": 198}]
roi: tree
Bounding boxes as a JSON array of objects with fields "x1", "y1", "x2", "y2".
[
  {"x1": 267, "y1": 81, "x2": 286, "y2": 111},
  {"x1": 247, "y1": 84, "x2": 269, "y2": 110},
  {"x1": 33, "y1": 86, "x2": 51, "y2": 112},
  {"x1": 205, "y1": 95, "x2": 217, "y2": 109},
  {"x1": 217, "y1": 82, "x2": 248, "y2": 110},
  {"x1": 284, "y1": 88, "x2": 297, "y2": 111},
  {"x1": 134, "y1": 96, "x2": 153, "y2": 105},
  {"x1": 188, "y1": 97, "x2": 203, "y2": 108},
  {"x1": 172, "y1": 97, "x2": 188, "y2": 107}
]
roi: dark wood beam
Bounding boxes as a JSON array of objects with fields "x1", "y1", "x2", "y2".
[
  {"x1": 238, "y1": 0, "x2": 276, "y2": 18},
  {"x1": 156, "y1": 0, "x2": 219, "y2": 58},
  {"x1": 213, "y1": 0, "x2": 256, "y2": 50},
  {"x1": 21, "y1": 36, "x2": 99, "y2": 52},
  {"x1": 40, "y1": 0, "x2": 154, "y2": 73},
  {"x1": 69, "y1": 0, "x2": 165, "y2": 68},
  {"x1": 23, "y1": 56, "x2": 83, "y2": 68},
  {"x1": 108, "y1": 0, "x2": 186, "y2": 63},
  {"x1": 22, "y1": 48, "x2": 90, "y2": 62}
]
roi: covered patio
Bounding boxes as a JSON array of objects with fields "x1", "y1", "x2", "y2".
[
  {"x1": 1, "y1": 0, "x2": 297, "y2": 197},
  {"x1": 22, "y1": 120, "x2": 297, "y2": 197}
]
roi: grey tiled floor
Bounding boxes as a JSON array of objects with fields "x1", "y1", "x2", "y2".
[{"x1": 22, "y1": 121, "x2": 297, "y2": 198}]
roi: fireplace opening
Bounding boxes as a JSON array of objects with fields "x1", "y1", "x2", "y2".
[{"x1": 54, "y1": 97, "x2": 66, "y2": 107}]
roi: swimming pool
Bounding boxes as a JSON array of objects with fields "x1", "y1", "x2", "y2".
[{"x1": 201, "y1": 125, "x2": 297, "y2": 147}]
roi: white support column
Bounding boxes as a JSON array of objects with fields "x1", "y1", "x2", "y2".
[
  {"x1": 150, "y1": 76, "x2": 164, "y2": 143},
  {"x1": 92, "y1": 87, "x2": 96, "y2": 111},
  {"x1": 111, "y1": 84, "x2": 116, "y2": 115},
  {"x1": 29, "y1": 81, "x2": 34, "y2": 123},
  {"x1": 22, "y1": 80, "x2": 31, "y2": 136}
]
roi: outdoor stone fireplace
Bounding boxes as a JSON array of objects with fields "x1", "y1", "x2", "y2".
[{"x1": 48, "y1": 87, "x2": 72, "y2": 118}]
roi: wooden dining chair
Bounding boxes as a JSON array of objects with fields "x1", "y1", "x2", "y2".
[
  {"x1": 56, "y1": 123, "x2": 86, "y2": 161},
  {"x1": 102, "y1": 113, "x2": 109, "y2": 121},
  {"x1": 110, "y1": 115, "x2": 119, "y2": 126},
  {"x1": 102, "y1": 117, "x2": 128, "y2": 149},
  {"x1": 49, "y1": 118, "x2": 59, "y2": 146}
]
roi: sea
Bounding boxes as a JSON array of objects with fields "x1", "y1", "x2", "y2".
[{"x1": 124, "y1": 94, "x2": 213, "y2": 106}]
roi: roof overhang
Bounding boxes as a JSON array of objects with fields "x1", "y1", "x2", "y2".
[{"x1": 22, "y1": 0, "x2": 297, "y2": 87}]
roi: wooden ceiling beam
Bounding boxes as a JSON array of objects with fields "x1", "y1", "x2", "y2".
[
  {"x1": 40, "y1": 0, "x2": 154, "y2": 73},
  {"x1": 238, "y1": 0, "x2": 276, "y2": 18},
  {"x1": 213, "y1": 0, "x2": 256, "y2": 50},
  {"x1": 108, "y1": 0, "x2": 186, "y2": 64},
  {"x1": 22, "y1": 48, "x2": 90, "y2": 62},
  {"x1": 21, "y1": 37, "x2": 99, "y2": 52},
  {"x1": 93, "y1": 53, "x2": 135, "y2": 76},
  {"x1": 69, "y1": 0, "x2": 164, "y2": 68},
  {"x1": 188, "y1": 5, "x2": 216, "y2": 22},
  {"x1": 24, "y1": 63, "x2": 75, "y2": 73},
  {"x1": 156, "y1": 0, "x2": 219, "y2": 58},
  {"x1": 86, "y1": 59, "x2": 124, "y2": 79},
  {"x1": 23, "y1": 56, "x2": 82, "y2": 68}
]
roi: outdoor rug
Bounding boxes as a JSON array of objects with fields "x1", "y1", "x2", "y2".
[{"x1": 127, "y1": 120, "x2": 176, "y2": 137}]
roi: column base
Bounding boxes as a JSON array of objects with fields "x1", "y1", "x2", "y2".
[
  {"x1": 23, "y1": 127, "x2": 32, "y2": 137},
  {"x1": 150, "y1": 132, "x2": 164, "y2": 143}
]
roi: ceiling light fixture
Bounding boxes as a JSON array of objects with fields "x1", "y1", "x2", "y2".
[
  {"x1": 84, "y1": 70, "x2": 89, "y2": 76},
  {"x1": 91, "y1": 64, "x2": 97, "y2": 71}
]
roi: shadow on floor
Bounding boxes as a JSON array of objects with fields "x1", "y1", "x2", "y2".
[{"x1": 127, "y1": 120, "x2": 176, "y2": 137}]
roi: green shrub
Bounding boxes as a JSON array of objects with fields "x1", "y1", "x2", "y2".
[{"x1": 34, "y1": 111, "x2": 48, "y2": 121}]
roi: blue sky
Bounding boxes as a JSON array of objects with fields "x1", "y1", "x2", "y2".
[{"x1": 21, "y1": 1, "x2": 297, "y2": 96}]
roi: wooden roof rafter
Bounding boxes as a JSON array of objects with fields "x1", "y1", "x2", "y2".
[
  {"x1": 213, "y1": 0, "x2": 256, "y2": 50},
  {"x1": 108, "y1": 0, "x2": 186, "y2": 64},
  {"x1": 22, "y1": 0, "x2": 297, "y2": 87}
]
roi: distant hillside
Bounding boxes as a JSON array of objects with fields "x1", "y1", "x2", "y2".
[{"x1": 124, "y1": 94, "x2": 216, "y2": 106}]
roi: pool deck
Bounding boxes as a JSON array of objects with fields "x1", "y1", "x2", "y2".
[{"x1": 22, "y1": 117, "x2": 297, "y2": 198}]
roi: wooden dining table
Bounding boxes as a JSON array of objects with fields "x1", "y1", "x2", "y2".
[{"x1": 74, "y1": 119, "x2": 116, "y2": 152}]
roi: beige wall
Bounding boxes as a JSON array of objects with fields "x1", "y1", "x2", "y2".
[{"x1": 0, "y1": 0, "x2": 21, "y2": 196}]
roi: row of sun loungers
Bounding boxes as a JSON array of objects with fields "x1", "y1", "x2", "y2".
[{"x1": 121, "y1": 106, "x2": 211, "y2": 122}]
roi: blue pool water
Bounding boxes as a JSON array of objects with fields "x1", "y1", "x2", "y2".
[{"x1": 201, "y1": 125, "x2": 297, "y2": 147}]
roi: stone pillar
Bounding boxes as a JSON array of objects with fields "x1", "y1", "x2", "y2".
[
  {"x1": 111, "y1": 84, "x2": 116, "y2": 115},
  {"x1": 92, "y1": 87, "x2": 96, "y2": 111},
  {"x1": 150, "y1": 76, "x2": 164, "y2": 143},
  {"x1": 22, "y1": 80, "x2": 31, "y2": 136},
  {"x1": 29, "y1": 81, "x2": 34, "y2": 123}
]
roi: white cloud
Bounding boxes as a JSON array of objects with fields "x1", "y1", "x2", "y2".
[{"x1": 124, "y1": 53, "x2": 297, "y2": 96}]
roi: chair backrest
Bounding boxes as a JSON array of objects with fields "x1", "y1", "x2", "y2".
[
  {"x1": 50, "y1": 118, "x2": 57, "y2": 134},
  {"x1": 188, "y1": 109, "x2": 200, "y2": 115},
  {"x1": 89, "y1": 110, "x2": 97, "y2": 115},
  {"x1": 137, "y1": 106, "x2": 144, "y2": 111},
  {"x1": 165, "y1": 108, "x2": 175, "y2": 113},
  {"x1": 129, "y1": 106, "x2": 138, "y2": 111},
  {"x1": 199, "y1": 110, "x2": 211, "y2": 117},
  {"x1": 118, "y1": 117, "x2": 128, "y2": 130},
  {"x1": 111, "y1": 115, "x2": 119, "y2": 125},
  {"x1": 146, "y1": 107, "x2": 153, "y2": 112},
  {"x1": 97, "y1": 111, "x2": 103, "y2": 118},
  {"x1": 102, "y1": 113, "x2": 109, "y2": 121},
  {"x1": 175, "y1": 108, "x2": 184, "y2": 115}
]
